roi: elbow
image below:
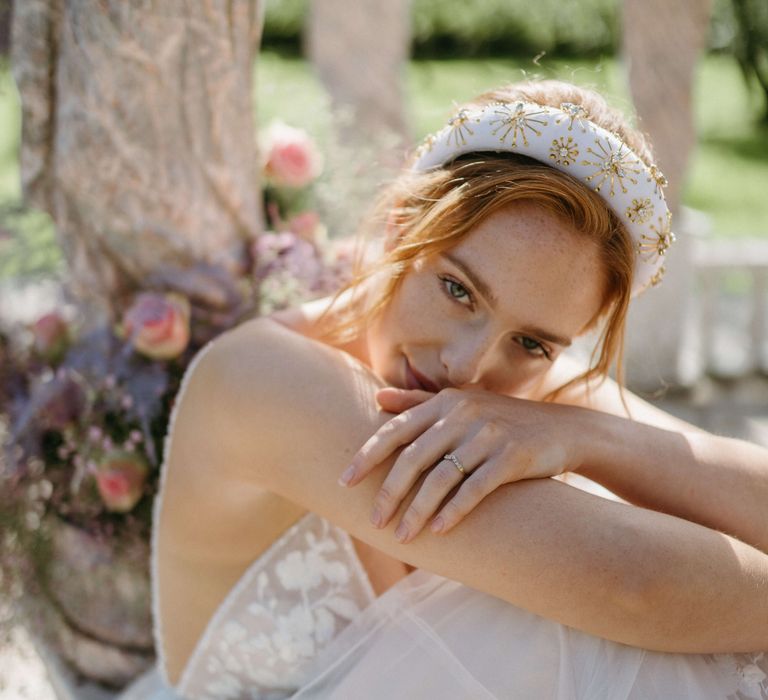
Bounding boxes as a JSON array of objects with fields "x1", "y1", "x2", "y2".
[
  {"x1": 603, "y1": 524, "x2": 703, "y2": 653},
  {"x1": 588, "y1": 522, "x2": 672, "y2": 651}
]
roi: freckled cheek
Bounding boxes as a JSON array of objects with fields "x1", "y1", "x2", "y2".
[{"x1": 392, "y1": 280, "x2": 447, "y2": 336}]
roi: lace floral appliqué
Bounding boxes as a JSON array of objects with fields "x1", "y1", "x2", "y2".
[
  {"x1": 709, "y1": 651, "x2": 768, "y2": 700},
  {"x1": 177, "y1": 513, "x2": 374, "y2": 700}
]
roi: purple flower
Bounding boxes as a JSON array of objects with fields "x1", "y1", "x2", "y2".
[{"x1": 38, "y1": 375, "x2": 85, "y2": 431}]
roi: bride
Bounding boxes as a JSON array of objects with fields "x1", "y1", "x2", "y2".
[{"x1": 124, "y1": 80, "x2": 768, "y2": 699}]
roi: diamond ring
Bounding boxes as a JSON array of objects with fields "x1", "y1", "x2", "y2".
[{"x1": 443, "y1": 452, "x2": 465, "y2": 476}]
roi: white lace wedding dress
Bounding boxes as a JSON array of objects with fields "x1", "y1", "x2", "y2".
[
  {"x1": 119, "y1": 347, "x2": 768, "y2": 700},
  {"x1": 120, "y1": 506, "x2": 768, "y2": 700}
]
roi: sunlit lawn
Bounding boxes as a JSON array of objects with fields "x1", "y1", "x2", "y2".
[
  {"x1": 1, "y1": 52, "x2": 766, "y2": 279},
  {"x1": 258, "y1": 52, "x2": 768, "y2": 240}
]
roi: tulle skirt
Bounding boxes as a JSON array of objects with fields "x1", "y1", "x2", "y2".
[
  {"x1": 291, "y1": 568, "x2": 762, "y2": 699},
  {"x1": 121, "y1": 568, "x2": 766, "y2": 699}
]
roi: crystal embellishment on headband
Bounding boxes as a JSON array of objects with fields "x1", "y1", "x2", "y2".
[{"x1": 411, "y1": 101, "x2": 675, "y2": 297}]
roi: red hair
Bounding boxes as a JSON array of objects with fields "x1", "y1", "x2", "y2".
[{"x1": 324, "y1": 80, "x2": 655, "y2": 400}]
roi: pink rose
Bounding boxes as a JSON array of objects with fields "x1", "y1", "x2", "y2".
[
  {"x1": 262, "y1": 122, "x2": 323, "y2": 188},
  {"x1": 287, "y1": 211, "x2": 321, "y2": 243},
  {"x1": 31, "y1": 312, "x2": 69, "y2": 363},
  {"x1": 122, "y1": 292, "x2": 190, "y2": 360},
  {"x1": 94, "y1": 451, "x2": 148, "y2": 513}
]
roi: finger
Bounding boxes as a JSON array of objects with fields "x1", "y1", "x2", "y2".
[
  {"x1": 430, "y1": 457, "x2": 509, "y2": 535},
  {"x1": 373, "y1": 420, "x2": 466, "y2": 529},
  {"x1": 376, "y1": 387, "x2": 435, "y2": 413},
  {"x1": 393, "y1": 447, "x2": 481, "y2": 543},
  {"x1": 339, "y1": 400, "x2": 439, "y2": 487}
]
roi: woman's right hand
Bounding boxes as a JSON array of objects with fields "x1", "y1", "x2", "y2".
[{"x1": 339, "y1": 386, "x2": 590, "y2": 544}]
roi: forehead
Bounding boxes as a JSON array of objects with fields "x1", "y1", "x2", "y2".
[{"x1": 434, "y1": 203, "x2": 606, "y2": 337}]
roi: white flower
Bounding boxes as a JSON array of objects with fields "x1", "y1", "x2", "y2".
[
  {"x1": 322, "y1": 559, "x2": 350, "y2": 585},
  {"x1": 271, "y1": 604, "x2": 316, "y2": 662},
  {"x1": 712, "y1": 653, "x2": 767, "y2": 698},
  {"x1": 275, "y1": 550, "x2": 324, "y2": 591},
  {"x1": 737, "y1": 655, "x2": 767, "y2": 696}
]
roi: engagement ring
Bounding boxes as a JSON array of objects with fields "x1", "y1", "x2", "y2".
[{"x1": 443, "y1": 453, "x2": 465, "y2": 476}]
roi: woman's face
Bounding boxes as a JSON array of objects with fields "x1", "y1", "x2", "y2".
[{"x1": 365, "y1": 202, "x2": 607, "y2": 397}]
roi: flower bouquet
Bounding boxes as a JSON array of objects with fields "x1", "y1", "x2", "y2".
[{"x1": 0, "y1": 123, "x2": 354, "y2": 688}]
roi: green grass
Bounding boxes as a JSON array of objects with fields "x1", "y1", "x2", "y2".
[
  {"x1": 257, "y1": 51, "x2": 768, "y2": 239},
  {"x1": 687, "y1": 55, "x2": 768, "y2": 238},
  {"x1": 406, "y1": 56, "x2": 629, "y2": 135},
  {"x1": 1, "y1": 52, "x2": 766, "y2": 280},
  {"x1": 0, "y1": 60, "x2": 20, "y2": 201},
  {"x1": 0, "y1": 58, "x2": 62, "y2": 280}
]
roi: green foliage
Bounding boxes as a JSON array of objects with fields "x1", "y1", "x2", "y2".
[
  {"x1": 0, "y1": 51, "x2": 766, "y2": 287},
  {"x1": 254, "y1": 53, "x2": 768, "y2": 239},
  {"x1": 0, "y1": 203, "x2": 62, "y2": 280},
  {"x1": 410, "y1": 0, "x2": 618, "y2": 58},
  {"x1": 729, "y1": 0, "x2": 768, "y2": 122},
  {"x1": 263, "y1": 0, "x2": 308, "y2": 53},
  {"x1": 262, "y1": 0, "x2": 619, "y2": 58}
]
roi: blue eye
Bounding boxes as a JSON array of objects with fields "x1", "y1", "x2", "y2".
[
  {"x1": 516, "y1": 336, "x2": 551, "y2": 360},
  {"x1": 439, "y1": 276, "x2": 473, "y2": 305}
]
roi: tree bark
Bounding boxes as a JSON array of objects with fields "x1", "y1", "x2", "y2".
[
  {"x1": 622, "y1": 0, "x2": 713, "y2": 390},
  {"x1": 306, "y1": 0, "x2": 411, "y2": 161},
  {"x1": 623, "y1": 0, "x2": 712, "y2": 216},
  {"x1": 11, "y1": 0, "x2": 265, "y2": 319}
]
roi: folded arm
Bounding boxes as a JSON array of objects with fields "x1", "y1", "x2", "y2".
[
  {"x1": 200, "y1": 317, "x2": 768, "y2": 653},
  {"x1": 274, "y1": 304, "x2": 768, "y2": 555},
  {"x1": 548, "y1": 355, "x2": 768, "y2": 554}
]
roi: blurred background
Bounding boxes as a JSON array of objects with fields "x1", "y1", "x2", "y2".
[
  {"x1": 0, "y1": 0, "x2": 766, "y2": 697},
  {"x1": 1, "y1": 0, "x2": 767, "y2": 379},
  {"x1": 3, "y1": 0, "x2": 768, "y2": 253}
]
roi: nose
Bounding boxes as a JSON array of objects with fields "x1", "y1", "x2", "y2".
[{"x1": 440, "y1": 331, "x2": 495, "y2": 388}]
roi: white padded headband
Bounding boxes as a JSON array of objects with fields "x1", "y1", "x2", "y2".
[{"x1": 411, "y1": 101, "x2": 675, "y2": 297}]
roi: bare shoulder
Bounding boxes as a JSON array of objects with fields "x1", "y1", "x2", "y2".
[
  {"x1": 206, "y1": 316, "x2": 379, "y2": 401},
  {"x1": 170, "y1": 318, "x2": 768, "y2": 654},
  {"x1": 199, "y1": 316, "x2": 387, "y2": 481}
]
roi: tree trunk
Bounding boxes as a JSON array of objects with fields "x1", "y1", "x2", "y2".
[
  {"x1": 621, "y1": 0, "x2": 713, "y2": 390},
  {"x1": 11, "y1": 0, "x2": 265, "y2": 319},
  {"x1": 307, "y1": 0, "x2": 411, "y2": 153},
  {"x1": 305, "y1": 0, "x2": 411, "y2": 241},
  {"x1": 623, "y1": 0, "x2": 712, "y2": 217}
]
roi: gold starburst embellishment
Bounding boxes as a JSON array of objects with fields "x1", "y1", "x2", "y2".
[
  {"x1": 581, "y1": 137, "x2": 644, "y2": 196},
  {"x1": 626, "y1": 197, "x2": 654, "y2": 224},
  {"x1": 549, "y1": 136, "x2": 579, "y2": 166},
  {"x1": 415, "y1": 132, "x2": 437, "y2": 159},
  {"x1": 556, "y1": 102, "x2": 590, "y2": 132},
  {"x1": 638, "y1": 211, "x2": 675, "y2": 263},
  {"x1": 488, "y1": 102, "x2": 548, "y2": 147},
  {"x1": 446, "y1": 109, "x2": 475, "y2": 147},
  {"x1": 649, "y1": 265, "x2": 666, "y2": 287},
  {"x1": 647, "y1": 164, "x2": 668, "y2": 193}
]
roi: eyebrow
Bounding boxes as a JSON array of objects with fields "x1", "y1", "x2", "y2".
[{"x1": 439, "y1": 250, "x2": 573, "y2": 348}]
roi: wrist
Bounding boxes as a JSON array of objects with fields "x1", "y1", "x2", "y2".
[{"x1": 569, "y1": 406, "x2": 628, "y2": 481}]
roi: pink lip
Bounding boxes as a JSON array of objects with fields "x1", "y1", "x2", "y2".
[{"x1": 404, "y1": 357, "x2": 441, "y2": 393}]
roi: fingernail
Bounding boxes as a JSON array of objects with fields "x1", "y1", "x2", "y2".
[
  {"x1": 395, "y1": 522, "x2": 409, "y2": 543},
  {"x1": 430, "y1": 516, "x2": 444, "y2": 533},
  {"x1": 370, "y1": 508, "x2": 382, "y2": 528},
  {"x1": 338, "y1": 465, "x2": 355, "y2": 486}
]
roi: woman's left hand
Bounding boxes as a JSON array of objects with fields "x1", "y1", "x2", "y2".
[{"x1": 338, "y1": 386, "x2": 587, "y2": 543}]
